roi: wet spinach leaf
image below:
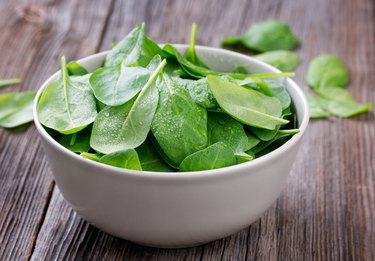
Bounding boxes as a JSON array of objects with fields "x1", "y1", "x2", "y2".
[
  {"x1": 38, "y1": 57, "x2": 97, "y2": 134},
  {"x1": 0, "y1": 91, "x2": 35, "y2": 128},
  {"x1": 58, "y1": 129, "x2": 91, "y2": 153},
  {"x1": 90, "y1": 58, "x2": 166, "y2": 154},
  {"x1": 207, "y1": 76, "x2": 288, "y2": 130},
  {"x1": 151, "y1": 73, "x2": 208, "y2": 166},
  {"x1": 179, "y1": 142, "x2": 236, "y2": 172},
  {"x1": 254, "y1": 50, "x2": 301, "y2": 71},
  {"x1": 222, "y1": 20, "x2": 300, "y2": 52},
  {"x1": 136, "y1": 139, "x2": 174, "y2": 172},
  {"x1": 99, "y1": 149, "x2": 142, "y2": 170},
  {"x1": 252, "y1": 129, "x2": 300, "y2": 154}
]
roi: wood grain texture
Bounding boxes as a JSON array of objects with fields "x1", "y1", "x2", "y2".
[{"x1": 0, "y1": 0, "x2": 374, "y2": 260}]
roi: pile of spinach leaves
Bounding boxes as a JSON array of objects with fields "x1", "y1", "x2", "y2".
[{"x1": 37, "y1": 23, "x2": 299, "y2": 172}]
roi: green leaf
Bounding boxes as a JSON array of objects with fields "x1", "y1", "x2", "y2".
[
  {"x1": 90, "y1": 58, "x2": 166, "y2": 154},
  {"x1": 265, "y1": 79, "x2": 291, "y2": 110},
  {"x1": 143, "y1": 34, "x2": 163, "y2": 58},
  {"x1": 99, "y1": 149, "x2": 142, "y2": 170},
  {"x1": 305, "y1": 92, "x2": 331, "y2": 119},
  {"x1": 252, "y1": 129, "x2": 300, "y2": 154},
  {"x1": 253, "y1": 50, "x2": 301, "y2": 71},
  {"x1": 249, "y1": 125, "x2": 280, "y2": 141},
  {"x1": 315, "y1": 86, "x2": 372, "y2": 117},
  {"x1": 0, "y1": 91, "x2": 35, "y2": 128},
  {"x1": 0, "y1": 78, "x2": 21, "y2": 88},
  {"x1": 67, "y1": 61, "x2": 88, "y2": 76},
  {"x1": 306, "y1": 54, "x2": 349, "y2": 89},
  {"x1": 185, "y1": 23, "x2": 208, "y2": 68},
  {"x1": 173, "y1": 77, "x2": 218, "y2": 109},
  {"x1": 105, "y1": 23, "x2": 145, "y2": 67},
  {"x1": 179, "y1": 142, "x2": 236, "y2": 172},
  {"x1": 230, "y1": 66, "x2": 248, "y2": 74},
  {"x1": 58, "y1": 129, "x2": 91, "y2": 153},
  {"x1": 38, "y1": 57, "x2": 97, "y2": 134},
  {"x1": 207, "y1": 76, "x2": 288, "y2": 130},
  {"x1": 89, "y1": 64, "x2": 150, "y2": 106},
  {"x1": 208, "y1": 112, "x2": 253, "y2": 160},
  {"x1": 222, "y1": 20, "x2": 300, "y2": 52},
  {"x1": 80, "y1": 152, "x2": 101, "y2": 162},
  {"x1": 136, "y1": 139, "x2": 174, "y2": 172},
  {"x1": 151, "y1": 73, "x2": 208, "y2": 166}
]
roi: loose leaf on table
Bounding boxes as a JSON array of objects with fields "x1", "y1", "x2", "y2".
[
  {"x1": 305, "y1": 92, "x2": 330, "y2": 119},
  {"x1": 58, "y1": 129, "x2": 91, "y2": 153},
  {"x1": 306, "y1": 54, "x2": 349, "y2": 89},
  {"x1": 136, "y1": 139, "x2": 174, "y2": 172},
  {"x1": 89, "y1": 63, "x2": 150, "y2": 106},
  {"x1": 99, "y1": 149, "x2": 142, "y2": 170},
  {"x1": 221, "y1": 20, "x2": 300, "y2": 52},
  {"x1": 105, "y1": 23, "x2": 144, "y2": 67},
  {"x1": 0, "y1": 78, "x2": 21, "y2": 88},
  {"x1": 315, "y1": 86, "x2": 372, "y2": 117},
  {"x1": 90, "y1": 58, "x2": 166, "y2": 154},
  {"x1": 207, "y1": 75, "x2": 288, "y2": 130},
  {"x1": 208, "y1": 112, "x2": 254, "y2": 160},
  {"x1": 179, "y1": 142, "x2": 236, "y2": 172},
  {"x1": 38, "y1": 57, "x2": 97, "y2": 134},
  {"x1": 67, "y1": 61, "x2": 88, "y2": 76},
  {"x1": 80, "y1": 152, "x2": 101, "y2": 162},
  {"x1": 151, "y1": 73, "x2": 208, "y2": 166},
  {"x1": 0, "y1": 91, "x2": 35, "y2": 128},
  {"x1": 185, "y1": 23, "x2": 208, "y2": 68},
  {"x1": 253, "y1": 50, "x2": 301, "y2": 72}
]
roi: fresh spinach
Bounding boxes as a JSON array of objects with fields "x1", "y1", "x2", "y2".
[
  {"x1": 99, "y1": 149, "x2": 142, "y2": 170},
  {"x1": 136, "y1": 139, "x2": 174, "y2": 172},
  {"x1": 58, "y1": 129, "x2": 91, "y2": 153},
  {"x1": 90, "y1": 58, "x2": 166, "y2": 154},
  {"x1": 151, "y1": 73, "x2": 208, "y2": 166},
  {"x1": 305, "y1": 93, "x2": 330, "y2": 118},
  {"x1": 254, "y1": 50, "x2": 301, "y2": 72},
  {"x1": 0, "y1": 78, "x2": 21, "y2": 88},
  {"x1": 80, "y1": 152, "x2": 101, "y2": 162},
  {"x1": 38, "y1": 56, "x2": 97, "y2": 134},
  {"x1": 67, "y1": 61, "x2": 88, "y2": 76},
  {"x1": 222, "y1": 20, "x2": 300, "y2": 52},
  {"x1": 179, "y1": 142, "x2": 236, "y2": 172},
  {"x1": 0, "y1": 91, "x2": 35, "y2": 128},
  {"x1": 207, "y1": 76, "x2": 288, "y2": 130},
  {"x1": 230, "y1": 66, "x2": 248, "y2": 74},
  {"x1": 306, "y1": 54, "x2": 349, "y2": 89},
  {"x1": 185, "y1": 23, "x2": 208, "y2": 68}
]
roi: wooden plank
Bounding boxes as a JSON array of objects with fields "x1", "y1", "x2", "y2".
[
  {"x1": 0, "y1": 0, "x2": 113, "y2": 260},
  {"x1": 6, "y1": 0, "x2": 375, "y2": 260}
]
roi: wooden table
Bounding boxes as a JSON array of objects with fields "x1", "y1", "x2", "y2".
[{"x1": 1, "y1": 0, "x2": 374, "y2": 260}]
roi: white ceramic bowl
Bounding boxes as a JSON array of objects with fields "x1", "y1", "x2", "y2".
[{"x1": 33, "y1": 45, "x2": 309, "y2": 248}]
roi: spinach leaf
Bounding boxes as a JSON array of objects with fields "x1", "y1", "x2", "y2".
[
  {"x1": 208, "y1": 112, "x2": 253, "y2": 160},
  {"x1": 252, "y1": 129, "x2": 300, "y2": 154},
  {"x1": 306, "y1": 55, "x2": 349, "y2": 89},
  {"x1": 105, "y1": 23, "x2": 144, "y2": 67},
  {"x1": 179, "y1": 142, "x2": 236, "y2": 172},
  {"x1": 222, "y1": 20, "x2": 300, "y2": 52},
  {"x1": 38, "y1": 57, "x2": 97, "y2": 134},
  {"x1": 207, "y1": 76, "x2": 288, "y2": 130},
  {"x1": 136, "y1": 139, "x2": 174, "y2": 172},
  {"x1": 0, "y1": 91, "x2": 35, "y2": 128},
  {"x1": 89, "y1": 64, "x2": 150, "y2": 106},
  {"x1": 253, "y1": 50, "x2": 301, "y2": 71},
  {"x1": 185, "y1": 23, "x2": 208, "y2": 68},
  {"x1": 151, "y1": 73, "x2": 208, "y2": 166},
  {"x1": 173, "y1": 77, "x2": 218, "y2": 109},
  {"x1": 265, "y1": 79, "x2": 291, "y2": 110},
  {"x1": 80, "y1": 152, "x2": 101, "y2": 162},
  {"x1": 315, "y1": 86, "x2": 372, "y2": 117},
  {"x1": 305, "y1": 92, "x2": 331, "y2": 119},
  {"x1": 249, "y1": 125, "x2": 280, "y2": 141},
  {"x1": 0, "y1": 78, "x2": 21, "y2": 88},
  {"x1": 90, "y1": 58, "x2": 166, "y2": 154},
  {"x1": 143, "y1": 34, "x2": 163, "y2": 58},
  {"x1": 58, "y1": 129, "x2": 91, "y2": 153},
  {"x1": 230, "y1": 66, "x2": 248, "y2": 74},
  {"x1": 67, "y1": 61, "x2": 88, "y2": 76},
  {"x1": 99, "y1": 149, "x2": 142, "y2": 170}
]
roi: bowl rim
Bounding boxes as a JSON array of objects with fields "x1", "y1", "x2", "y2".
[{"x1": 33, "y1": 45, "x2": 309, "y2": 179}]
